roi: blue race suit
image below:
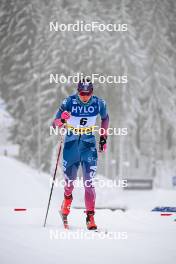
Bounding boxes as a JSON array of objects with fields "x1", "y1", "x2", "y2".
[{"x1": 55, "y1": 93, "x2": 109, "y2": 212}]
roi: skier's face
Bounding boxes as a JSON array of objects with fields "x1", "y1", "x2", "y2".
[{"x1": 78, "y1": 91, "x2": 93, "y2": 103}]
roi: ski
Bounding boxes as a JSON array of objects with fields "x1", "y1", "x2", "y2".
[
  {"x1": 91, "y1": 228, "x2": 108, "y2": 234},
  {"x1": 59, "y1": 211, "x2": 109, "y2": 234}
]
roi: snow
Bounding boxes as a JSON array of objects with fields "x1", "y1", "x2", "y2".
[{"x1": 0, "y1": 156, "x2": 176, "y2": 264}]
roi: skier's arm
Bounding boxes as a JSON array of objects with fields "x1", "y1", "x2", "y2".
[
  {"x1": 53, "y1": 97, "x2": 71, "y2": 127},
  {"x1": 99, "y1": 99, "x2": 109, "y2": 135},
  {"x1": 99, "y1": 99, "x2": 109, "y2": 152},
  {"x1": 101, "y1": 115, "x2": 109, "y2": 134}
]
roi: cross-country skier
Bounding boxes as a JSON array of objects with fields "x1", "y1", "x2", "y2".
[{"x1": 53, "y1": 78, "x2": 109, "y2": 230}]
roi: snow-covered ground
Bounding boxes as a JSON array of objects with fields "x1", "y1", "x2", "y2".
[{"x1": 0, "y1": 156, "x2": 176, "y2": 264}]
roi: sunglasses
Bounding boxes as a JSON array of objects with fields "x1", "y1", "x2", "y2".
[{"x1": 79, "y1": 91, "x2": 92, "y2": 96}]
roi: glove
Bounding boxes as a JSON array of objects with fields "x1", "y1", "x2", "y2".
[
  {"x1": 99, "y1": 135, "x2": 107, "y2": 152},
  {"x1": 53, "y1": 111, "x2": 70, "y2": 128},
  {"x1": 61, "y1": 111, "x2": 70, "y2": 121},
  {"x1": 53, "y1": 118, "x2": 64, "y2": 128}
]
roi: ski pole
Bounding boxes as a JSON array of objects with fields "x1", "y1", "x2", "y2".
[{"x1": 43, "y1": 134, "x2": 64, "y2": 227}]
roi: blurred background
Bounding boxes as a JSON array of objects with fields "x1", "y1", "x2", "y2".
[{"x1": 0, "y1": 0, "x2": 176, "y2": 190}]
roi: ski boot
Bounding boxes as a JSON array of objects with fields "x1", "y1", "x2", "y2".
[
  {"x1": 86, "y1": 211, "x2": 97, "y2": 230},
  {"x1": 59, "y1": 194, "x2": 73, "y2": 229}
]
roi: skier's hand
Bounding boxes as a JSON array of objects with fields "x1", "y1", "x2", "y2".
[
  {"x1": 53, "y1": 111, "x2": 70, "y2": 128},
  {"x1": 99, "y1": 135, "x2": 107, "y2": 152},
  {"x1": 53, "y1": 118, "x2": 64, "y2": 128},
  {"x1": 61, "y1": 111, "x2": 70, "y2": 121}
]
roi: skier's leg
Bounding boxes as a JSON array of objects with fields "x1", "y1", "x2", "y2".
[
  {"x1": 80, "y1": 137, "x2": 97, "y2": 212},
  {"x1": 64, "y1": 162, "x2": 80, "y2": 197},
  {"x1": 82, "y1": 160, "x2": 97, "y2": 212},
  {"x1": 61, "y1": 139, "x2": 80, "y2": 216},
  {"x1": 82, "y1": 160, "x2": 98, "y2": 229},
  {"x1": 80, "y1": 137, "x2": 98, "y2": 229},
  {"x1": 60, "y1": 162, "x2": 80, "y2": 215}
]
